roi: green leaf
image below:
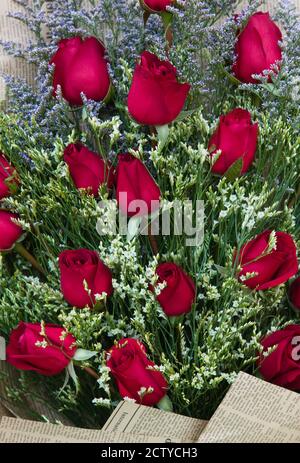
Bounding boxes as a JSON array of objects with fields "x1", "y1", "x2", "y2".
[
  {"x1": 127, "y1": 215, "x2": 142, "y2": 242},
  {"x1": 73, "y1": 348, "x2": 97, "y2": 362},
  {"x1": 58, "y1": 367, "x2": 70, "y2": 396},
  {"x1": 160, "y1": 11, "x2": 173, "y2": 29},
  {"x1": 175, "y1": 109, "x2": 198, "y2": 123},
  {"x1": 261, "y1": 83, "x2": 281, "y2": 97},
  {"x1": 103, "y1": 82, "x2": 115, "y2": 104},
  {"x1": 169, "y1": 314, "x2": 184, "y2": 326},
  {"x1": 157, "y1": 395, "x2": 173, "y2": 412},
  {"x1": 67, "y1": 361, "x2": 80, "y2": 395},
  {"x1": 4, "y1": 176, "x2": 19, "y2": 195},
  {"x1": 215, "y1": 264, "x2": 228, "y2": 276},
  {"x1": 161, "y1": 11, "x2": 173, "y2": 47},
  {"x1": 82, "y1": 107, "x2": 88, "y2": 122},
  {"x1": 222, "y1": 68, "x2": 241, "y2": 86},
  {"x1": 224, "y1": 157, "x2": 243, "y2": 182},
  {"x1": 155, "y1": 124, "x2": 169, "y2": 149}
]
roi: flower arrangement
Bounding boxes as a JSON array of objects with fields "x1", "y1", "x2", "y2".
[{"x1": 0, "y1": 0, "x2": 299, "y2": 427}]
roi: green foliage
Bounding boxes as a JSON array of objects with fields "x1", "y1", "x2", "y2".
[{"x1": 0, "y1": 101, "x2": 299, "y2": 422}]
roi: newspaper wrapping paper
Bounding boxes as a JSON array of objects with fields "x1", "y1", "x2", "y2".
[
  {"x1": 103, "y1": 373, "x2": 300, "y2": 444},
  {"x1": 1, "y1": 372, "x2": 300, "y2": 443},
  {"x1": 197, "y1": 372, "x2": 300, "y2": 443},
  {"x1": 0, "y1": 417, "x2": 173, "y2": 443},
  {"x1": 102, "y1": 400, "x2": 208, "y2": 442},
  {"x1": 0, "y1": 0, "x2": 36, "y2": 102}
]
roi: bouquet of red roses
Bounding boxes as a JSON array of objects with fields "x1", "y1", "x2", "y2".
[{"x1": 0, "y1": 0, "x2": 299, "y2": 426}]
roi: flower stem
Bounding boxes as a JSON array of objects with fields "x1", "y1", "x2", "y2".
[
  {"x1": 147, "y1": 126, "x2": 160, "y2": 254},
  {"x1": 14, "y1": 242, "x2": 47, "y2": 277},
  {"x1": 83, "y1": 366, "x2": 100, "y2": 380},
  {"x1": 288, "y1": 183, "x2": 300, "y2": 208},
  {"x1": 148, "y1": 223, "x2": 159, "y2": 255}
]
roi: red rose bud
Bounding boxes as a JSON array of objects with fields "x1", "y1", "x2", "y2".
[
  {"x1": 288, "y1": 277, "x2": 300, "y2": 311},
  {"x1": 235, "y1": 230, "x2": 298, "y2": 291},
  {"x1": 128, "y1": 51, "x2": 190, "y2": 126},
  {"x1": 208, "y1": 108, "x2": 258, "y2": 176},
  {"x1": 6, "y1": 322, "x2": 77, "y2": 376},
  {"x1": 141, "y1": 0, "x2": 174, "y2": 12},
  {"x1": 116, "y1": 153, "x2": 161, "y2": 217},
  {"x1": 106, "y1": 338, "x2": 168, "y2": 406},
  {"x1": 153, "y1": 262, "x2": 196, "y2": 316},
  {"x1": 50, "y1": 37, "x2": 111, "y2": 106},
  {"x1": 0, "y1": 153, "x2": 19, "y2": 199},
  {"x1": 64, "y1": 143, "x2": 114, "y2": 196},
  {"x1": 259, "y1": 325, "x2": 300, "y2": 392},
  {"x1": 59, "y1": 249, "x2": 113, "y2": 309},
  {"x1": 0, "y1": 210, "x2": 23, "y2": 251},
  {"x1": 233, "y1": 12, "x2": 282, "y2": 84}
]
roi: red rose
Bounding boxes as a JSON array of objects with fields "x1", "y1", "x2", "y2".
[
  {"x1": 288, "y1": 277, "x2": 300, "y2": 311},
  {"x1": 64, "y1": 143, "x2": 114, "y2": 196},
  {"x1": 141, "y1": 0, "x2": 173, "y2": 12},
  {"x1": 116, "y1": 153, "x2": 161, "y2": 217},
  {"x1": 208, "y1": 108, "x2": 258, "y2": 176},
  {"x1": 106, "y1": 338, "x2": 168, "y2": 406},
  {"x1": 233, "y1": 12, "x2": 282, "y2": 84},
  {"x1": 59, "y1": 249, "x2": 113, "y2": 308},
  {"x1": 153, "y1": 262, "x2": 196, "y2": 316},
  {"x1": 259, "y1": 325, "x2": 300, "y2": 391},
  {"x1": 6, "y1": 322, "x2": 77, "y2": 376},
  {"x1": 0, "y1": 210, "x2": 23, "y2": 251},
  {"x1": 50, "y1": 36, "x2": 111, "y2": 106},
  {"x1": 128, "y1": 51, "x2": 190, "y2": 126},
  {"x1": 235, "y1": 230, "x2": 298, "y2": 291},
  {"x1": 0, "y1": 153, "x2": 19, "y2": 199}
]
